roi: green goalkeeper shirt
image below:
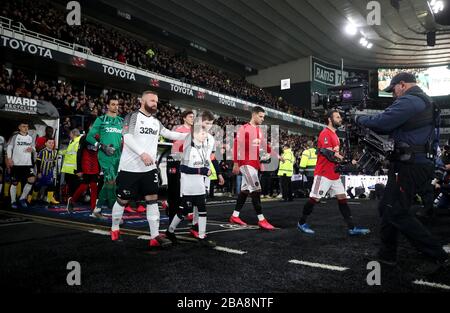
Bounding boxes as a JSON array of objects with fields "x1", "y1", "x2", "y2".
[{"x1": 86, "y1": 114, "x2": 123, "y2": 157}]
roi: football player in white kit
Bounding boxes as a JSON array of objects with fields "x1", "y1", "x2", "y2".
[
  {"x1": 6, "y1": 121, "x2": 36, "y2": 209},
  {"x1": 110, "y1": 91, "x2": 188, "y2": 249}
]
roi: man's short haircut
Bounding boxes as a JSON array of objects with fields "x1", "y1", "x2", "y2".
[
  {"x1": 18, "y1": 121, "x2": 29, "y2": 127},
  {"x1": 252, "y1": 106, "x2": 265, "y2": 114},
  {"x1": 108, "y1": 97, "x2": 119, "y2": 104},
  {"x1": 325, "y1": 110, "x2": 339, "y2": 123},
  {"x1": 182, "y1": 110, "x2": 194, "y2": 119},
  {"x1": 141, "y1": 90, "x2": 158, "y2": 98},
  {"x1": 201, "y1": 110, "x2": 215, "y2": 121}
]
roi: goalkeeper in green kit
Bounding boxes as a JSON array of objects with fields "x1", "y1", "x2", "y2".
[{"x1": 86, "y1": 98, "x2": 123, "y2": 218}]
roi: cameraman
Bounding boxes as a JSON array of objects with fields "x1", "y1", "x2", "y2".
[{"x1": 355, "y1": 72, "x2": 448, "y2": 270}]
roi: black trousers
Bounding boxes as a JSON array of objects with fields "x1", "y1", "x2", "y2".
[
  {"x1": 166, "y1": 158, "x2": 181, "y2": 222},
  {"x1": 417, "y1": 180, "x2": 435, "y2": 215},
  {"x1": 305, "y1": 175, "x2": 314, "y2": 192},
  {"x1": 260, "y1": 172, "x2": 273, "y2": 196},
  {"x1": 378, "y1": 162, "x2": 447, "y2": 261},
  {"x1": 280, "y1": 175, "x2": 292, "y2": 200},
  {"x1": 65, "y1": 173, "x2": 80, "y2": 196}
]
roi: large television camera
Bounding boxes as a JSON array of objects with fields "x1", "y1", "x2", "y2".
[
  {"x1": 313, "y1": 80, "x2": 394, "y2": 175},
  {"x1": 312, "y1": 78, "x2": 369, "y2": 111}
]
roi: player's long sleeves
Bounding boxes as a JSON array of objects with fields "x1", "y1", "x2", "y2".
[
  {"x1": 123, "y1": 133, "x2": 145, "y2": 156},
  {"x1": 86, "y1": 118, "x2": 102, "y2": 146},
  {"x1": 160, "y1": 126, "x2": 189, "y2": 141},
  {"x1": 180, "y1": 165, "x2": 209, "y2": 175},
  {"x1": 211, "y1": 158, "x2": 222, "y2": 175}
]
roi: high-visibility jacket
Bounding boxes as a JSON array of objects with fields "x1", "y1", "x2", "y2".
[
  {"x1": 277, "y1": 148, "x2": 295, "y2": 177},
  {"x1": 60, "y1": 136, "x2": 81, "y2": 174},
  {"x1": 146, "y1": 48, "x2": 155, "y2": 58},
  {"x1": 300, "y1": 147, "x2": 317, "y2": 176},
  {"x1": 209, "y1": 160, "x2": 217, "y2": 181}
]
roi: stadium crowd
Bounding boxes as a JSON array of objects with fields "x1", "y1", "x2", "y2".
[{"x1": 2, "y1": 0, "x2": 322, "y2": 122}]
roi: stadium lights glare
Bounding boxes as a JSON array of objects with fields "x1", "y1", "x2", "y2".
[
  {"x1": 359, "y1": 37, "x2": 368, "y2": 46},
  {"x1": 344, "y1": 23, "x2": 358, "y2": 36},
  {"x1": 429, "y1": 0, "x2": 445, "y2": 14},
  {"x1": 359, "y1": 36, "x2": 373, "y2": 49}
]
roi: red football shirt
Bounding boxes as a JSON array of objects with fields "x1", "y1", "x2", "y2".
[
  {"x1": 171, "y1": 125, "x2": 191, "y2": 154},
  {"x1": 81, "y1": 148, "x2": 100, "y2": 174},
  {"x1": 233, "y1": 123, "x2": 271, "y2": 171},
  {"x1": 314, "y1": 127, "x2": 340, "y2": 180},
  {"x1": 35, "y1": 136, "x2": 48, "y2": 152}
]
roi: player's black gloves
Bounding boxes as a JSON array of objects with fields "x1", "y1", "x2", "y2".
[
  {"x1": 99, "y1": 143, "x2": 115, "y2": 156},
  {"x1": 86, "y1": 144, "x2": 98, "y2": 151}
]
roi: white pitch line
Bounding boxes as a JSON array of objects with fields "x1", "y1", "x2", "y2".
[
  {"x1": 89, "y1": 229, "x2": 110, "y2": 236},
  {"x1": 0, "y1": 221, "x2": 34, "y2": 227},
  {"x1": 413, "y1": 280, "x2": 450, "y2": 290},
  {"x1": 214, "y1": 246, "x2": 247, "y2": 255},
  {"x1": 288, "y1": 260, "x2": 349, "y2": 272}
]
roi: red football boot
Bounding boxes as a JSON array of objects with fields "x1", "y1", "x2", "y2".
[
  {"x1": 229, "y1": 215, "x2": 247, "y2": 226},
  {"x1": 258, "y1": 219, "x2": 275, "y2": 230}
]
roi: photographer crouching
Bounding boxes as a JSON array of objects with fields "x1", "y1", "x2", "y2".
[{"x1": 355, "y1": 72, "x2": 449, "y2": 272}]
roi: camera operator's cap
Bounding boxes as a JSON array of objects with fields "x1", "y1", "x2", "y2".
[{"x1": 383, "y1": 72, "x2": 417, "y2": 92}]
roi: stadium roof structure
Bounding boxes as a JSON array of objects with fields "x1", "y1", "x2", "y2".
[{"x1": 104, "y1": 0, "x2": 450, "y2": 69}]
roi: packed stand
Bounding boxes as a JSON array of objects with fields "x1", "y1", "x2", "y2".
[{"x1": 2, "y1": 0, "x2": 323, "y2": 122}]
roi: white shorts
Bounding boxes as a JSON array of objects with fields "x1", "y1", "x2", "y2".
[
  {"x1": 240, "y1": 165, "x2": 261, "y2": 193},
  {"x1": 309, "y1": 175, "x2": 345, "y2": 199}
]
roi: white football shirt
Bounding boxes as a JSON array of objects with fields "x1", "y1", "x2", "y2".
[
  {"x1": 6, "y1": 133, "x2": 34, "y2": 166},
  {"x1": 119, "y1": 110, "x2": 187, "y2": 173}
]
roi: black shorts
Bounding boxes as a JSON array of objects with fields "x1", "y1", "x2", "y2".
[
  {"x1": 181, "y1": 194, "x2": 206, "y2": 214},
  {"x1": 11, "y1": 166, "x2": 35, "y2": 184},
  {"x1": 117, "y1": 169, "x2": 159, "y2": 200}
]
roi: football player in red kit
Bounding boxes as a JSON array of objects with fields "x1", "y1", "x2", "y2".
[
  {"x1": 229, "y1": 106, "x2": 276, "y2": 230},
  {"x1": 297, "y1": 110, "x2": 370, "y2": 236}
]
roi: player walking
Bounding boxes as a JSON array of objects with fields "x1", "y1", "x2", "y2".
[
  {"x1": 86, "y1": 98, "x2": 123, "y2": 217},
  {"x1": 297, "y1": 110, "x2": 370, "y2": 236},
  {"x1": 110, "y1": 91, "x2": 188, "y2": 248}
]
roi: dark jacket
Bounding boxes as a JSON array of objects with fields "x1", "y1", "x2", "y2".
[{"x1": 358, "y1": 86, "x2": 434, "y2": 164}]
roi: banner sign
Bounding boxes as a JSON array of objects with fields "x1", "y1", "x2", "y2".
[
  {"x1": 0, "y1": 95, "x2": 59, "y2": 118},
  {"x1": 313, "y1": 62, "x2": 348, "y2": 86},
  {"x1": 1, "y1": 33, "x2": 323, "y2": 130}
]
